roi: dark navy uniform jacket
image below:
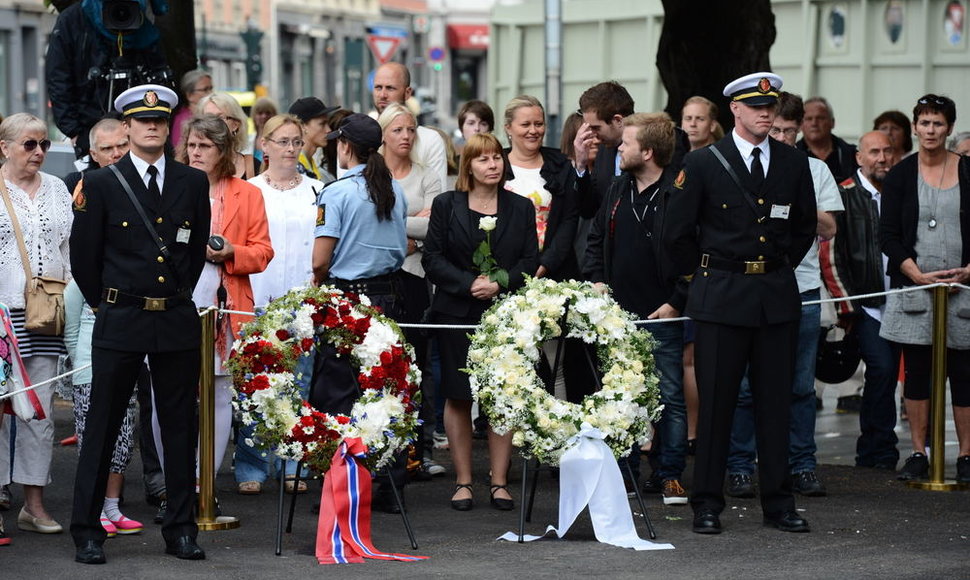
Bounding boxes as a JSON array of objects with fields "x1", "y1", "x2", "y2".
[
  {"x1": 664, "y1": 134, "x2": 817, "y2": 327},
  {"x1": 70, "y1": 153, "x2": 210, "y2": 352}
]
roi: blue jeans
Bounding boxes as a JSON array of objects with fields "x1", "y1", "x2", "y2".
[
  {"x1": 626, "y1": 320, "x2": 686, "y2": 481},
  {"x1": 728, "y1": 289, "x2": 820, "y2": 474},
  {"x1": 234, "y1": 352, "x2": 312, "y2": 483},
  {"x1": 854, "y1": 311, "x2": 900, "y2": 467}
]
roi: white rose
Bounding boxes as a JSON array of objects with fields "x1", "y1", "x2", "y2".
[{"x1": 479, "y1": 216, "x2": 497, "y2": 232}]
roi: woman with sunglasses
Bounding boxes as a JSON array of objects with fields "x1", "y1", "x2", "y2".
[
  {"x1": 235, "y1": 114, "x2": 323, "y2": 495},
  {"x1": 0, "y1": 113, "x2": 74, "y2": 539},
  {"x1": 880, "y1": 94, "x2": 970, "y2": 484},
  {"x1": 176, "y1": 114, "x2": 273, "y2": 487},
  {"x1": 198, "y1": 92, "x2": 256, "y2": 180}
]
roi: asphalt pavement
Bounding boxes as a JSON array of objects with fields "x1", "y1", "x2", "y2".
[{"x1": 1, "y1": 386, "x2": 968, "y2": 580}]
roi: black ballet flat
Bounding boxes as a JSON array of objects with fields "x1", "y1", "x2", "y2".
[
  {"x1": 489, "y1": 484, "x2": 514, "y2": 511},
  {"x1": 451, "y1": 483, "x2": 474, "y2": 511}
]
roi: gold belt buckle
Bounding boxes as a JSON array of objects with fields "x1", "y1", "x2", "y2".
[
  {"x1": 106, "y1": 288, "x2": 119, "y2": 304},
  {"x1": 744, "y1": 261, "x2": 765, "y2": 274},
  {"x1": 144, "y1": 297, "x2": 167, "y2": 311}
]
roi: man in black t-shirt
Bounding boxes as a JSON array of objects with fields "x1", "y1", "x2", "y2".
[{"x1": 583, "y1": 113, "x2": 688, "y2": 507}]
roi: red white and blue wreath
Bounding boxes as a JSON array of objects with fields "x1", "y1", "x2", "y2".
[{"x1": 227, "y1": 285, "x2": 421, "y2": 473}]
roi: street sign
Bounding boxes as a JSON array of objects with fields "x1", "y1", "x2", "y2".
[
  {"x1": 366, "y1": 35, "x2": 402, "y2": 65},
  {"x1": 365, "y1": 24, "x2": 407, "y2": 65},
  {"x1": 428, "y1": 46, "x2": 445, "y2": 62}
]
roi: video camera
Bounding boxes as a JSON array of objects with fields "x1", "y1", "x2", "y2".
[{"x1": 102, "y1": 0, "x2": 147, "y2": 33}]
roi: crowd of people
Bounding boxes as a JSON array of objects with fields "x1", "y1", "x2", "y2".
[{"x1": 1, "y1": 59, "x2": 970, "y2": 559}]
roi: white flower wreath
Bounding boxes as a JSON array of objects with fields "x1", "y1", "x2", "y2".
[
  {"x1": 466, "y1": 278, "x2": 663, "y2": 465},
  {"x1": 227, "y1": 285, "x2": 422, "y2": 473}
]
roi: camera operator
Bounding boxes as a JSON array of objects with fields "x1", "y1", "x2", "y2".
[{"x1": 47, "y1": 0, "x2": 172, "y2": 162}]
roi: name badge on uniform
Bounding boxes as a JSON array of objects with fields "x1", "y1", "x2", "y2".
[
  {"x1": 176, "y1": 226, "x2": 191, "y2": 244},
  {"x1": 770, "y1": 204, "x2": 791, "y2": 220}
]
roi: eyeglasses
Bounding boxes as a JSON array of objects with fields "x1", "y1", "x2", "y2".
[
  {"x1": 768, "y1": 127, "x2": 799, "y2": 137},
  {"x1": 919, "y1": 96, "x2": 949, "y2": 105},
  {"x1": 192, "y1": 85, "x2": 214, "y2": 94},
  {"x1": 20, "y1": 139, "x2": 52, "y2": 153},
  {"x1": 265, "y1": 137, "x2": 305, "y2": 148}
]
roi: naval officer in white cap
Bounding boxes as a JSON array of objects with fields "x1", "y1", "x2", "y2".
[
  {"x1": 664, "y1": 72, "x2": 818, "y2": 535},
  {"x1": 70, "y1": 84, "x2": 211, "y2": 563}
]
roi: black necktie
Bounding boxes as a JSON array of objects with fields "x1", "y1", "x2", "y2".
[
  {"x1": 750, "y1": 147, "x2": 764, "y2": 190},
  {"x1": 147, "y1": 165, "x2": 161, "y2": 197}
]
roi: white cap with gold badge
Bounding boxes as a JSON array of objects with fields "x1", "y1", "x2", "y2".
[
  {"x1": 113, "y1": 84, "x2": 179, "y2": 119},
  {"x1": 722, "y1": 73, "x2": 783, "y2": 106}
]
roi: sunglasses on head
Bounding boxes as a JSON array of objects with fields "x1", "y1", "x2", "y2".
[
  {"x1": 919, "y1": 96, "x2": 950, "y2": 106},
  {"x1": 21, "y1": 139, "x2": 52, "y2": 152}
]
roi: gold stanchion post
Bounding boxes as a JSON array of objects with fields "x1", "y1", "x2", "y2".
[
  {"x1": 907, "y1": 285, "x2": 968, "y2": 491},
  {"x1": 198, "y1": 308, "x2": 242, "y2": 529}
]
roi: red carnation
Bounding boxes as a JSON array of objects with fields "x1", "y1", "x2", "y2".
[{"x1": 276, "y1": 329, "x2": 290, "y2": 341}]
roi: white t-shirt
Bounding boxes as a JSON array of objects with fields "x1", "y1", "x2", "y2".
[{"x1": 795, "y1": 157, "x2": 845, "y2": 293}]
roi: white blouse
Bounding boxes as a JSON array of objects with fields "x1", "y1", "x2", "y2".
[
  {"x1": 248, "y1": 174, "x2": 324, "y2": 307},
  {"x1": 0, "y1": 172, "x2": 73, "y2": 309},
  {"x1": 396, "y1": 163, "x2": 442, "y2": 277}
]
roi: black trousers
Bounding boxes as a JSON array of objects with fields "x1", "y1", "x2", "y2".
[
  {"x1": 71, "y1": 347, "x2": 200, "y2": 546},
  {"x1": 135, "y1": 363, "x2": 167, "y2": 499},
  {"x1": 690, "y1": 320, "x2": 798, "y2": 517}
]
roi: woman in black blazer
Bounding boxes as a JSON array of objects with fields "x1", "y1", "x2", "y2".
[{"x1": 423, "y1": 133, "x2": 539, "y2": 511}]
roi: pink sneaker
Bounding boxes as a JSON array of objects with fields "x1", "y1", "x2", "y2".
[
  {"x1": 109, "y1": 515, "x2": 143, "y2": 535},
  {"x1": 100, "y1": 516, "x2": 118, "y2": 537}
]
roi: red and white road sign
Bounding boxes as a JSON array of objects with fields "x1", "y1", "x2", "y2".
[{"x1": 366, "y1": 35, "x2": 402, "y2": 65}]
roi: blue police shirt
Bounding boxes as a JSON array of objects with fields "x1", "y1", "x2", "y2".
[{"x1": 314, "y1": 164, "x2": 408, "y2": 280}]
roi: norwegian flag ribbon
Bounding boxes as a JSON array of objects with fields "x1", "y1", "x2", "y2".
[{"x1": 315, "y1": 437, "x2": 427, "y2": 565}]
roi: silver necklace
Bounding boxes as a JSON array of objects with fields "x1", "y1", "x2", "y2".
[{"x1": 927, "y1": 154, "x2": 948, "y2": 229}]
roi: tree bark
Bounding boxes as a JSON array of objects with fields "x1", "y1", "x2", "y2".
[
  {"x1": 155, "y1": 4, "x2": 198, "y2": 88},
  {"x1": 658, "y1": 0, "x2": 776, "y2": 133}
]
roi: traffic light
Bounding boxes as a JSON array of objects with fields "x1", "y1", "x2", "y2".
[{"x1": 433, "y1": 62, "x2": 443, "y2": 72}]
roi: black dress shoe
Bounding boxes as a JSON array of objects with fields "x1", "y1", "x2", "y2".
[
  {"x1": 726, "y1": 472, "x2": 756, "y2": 498},
  {"x1": 165, "y1": 536, "x2": 206, "y2": 560},
  {"x1": 489, "y1": 484, "x2": 514, "y2": 511},
  {"x1": 450, "y1": 483, "x2": 474, "y2": 511},
  {"x1": 154, "y1": 500, "x2": 167, "y2": 524},
  {"x1": 692, "y1": 509, "x2": 722, "y2": 534},
  {"x1": 763, "y1": 511, "x2": 810, "y2": 533},
  {"x1": 75, "y1": 540, "x2": 106, "y2": 564}
]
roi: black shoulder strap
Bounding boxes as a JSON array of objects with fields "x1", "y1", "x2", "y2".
[
  {"x1": 109, "y1": 164, "x2": 184, "y2": 290},
  {"x1": 709, "y1": 146, "x2": 767, "y2": 223}
]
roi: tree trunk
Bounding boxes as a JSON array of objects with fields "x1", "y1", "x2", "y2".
[
  {"x1": 155, "y1": 3, "x2": 198, "y2": 88},
  {"x1": 658, "y1": 0, "x2": 776, "y2": 133}
]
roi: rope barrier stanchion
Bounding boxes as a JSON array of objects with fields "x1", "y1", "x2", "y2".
[
  {"x1": 197, "y1": 308, "x2": 242, "y2": 530},
  {"x1": 908, "y1": 285, "x2": 968, "y2": 491}
]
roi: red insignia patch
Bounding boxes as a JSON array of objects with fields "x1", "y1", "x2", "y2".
[
  {"x1": 144, "y1": 90, "x2": 159, "y2": 107},
  {"x1": 674, "y1": 169, "x2": 686, "y2": 189},
  {"x1": 72, "y1": 189, "x2": 87, "y2": 212},
  {"x1": 758, "y1": 78, "x2": 772, "y2": 94},
  {"x1": 316, "y1": 204, "x2": 326, "y2": 227}
]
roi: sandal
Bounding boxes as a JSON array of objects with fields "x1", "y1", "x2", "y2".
[
  {"x1": 490, "y1": 484, "x2": 514, "y2": 511},
  {"x1": 237, "y1": 481, "x2": 262, "y2": 495},
  {"x1": 451, "y1": 483, "x2": 474, "y2": 511},
  {"x1": 284, "y1": 478, "x2": 308, "y2": 495}
]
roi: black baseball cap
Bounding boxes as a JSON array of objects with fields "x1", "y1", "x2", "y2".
[
  {"x1": 288, "y1": 97, "x2": 340, "y2": 123},
  {"x1": 326, "y1": 113, "x2": 383, "y2": 150}
]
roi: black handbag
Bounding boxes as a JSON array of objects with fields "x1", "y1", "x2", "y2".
[{"x1": 816, "y1": 325, "x2": 862, "y2": 384}]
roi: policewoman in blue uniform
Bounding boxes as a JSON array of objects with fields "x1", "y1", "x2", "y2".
[
  {"x1": 310, "y1": 113, "x2": 410, "y2": 512},
  {"x1": 664, "y1": 73, "x2": 817, "y2": 535},
  {"x1": 69, "y1": 84, "x2": 210, "y2": 563}
]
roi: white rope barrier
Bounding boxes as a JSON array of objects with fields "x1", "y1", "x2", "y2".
[
  {"x1": 0, "y1": 283, "x2": 959, "y2": 401},
  {"x1": 0, "y1": 363, "x2": 91, "y2": 401}
]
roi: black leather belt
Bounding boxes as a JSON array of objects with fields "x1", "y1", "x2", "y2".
[
  {"x1": 329, "y1": 274, "x2": 398, "y2": 296},
  {"x1": 700, "y1": 253, "x2": 788, "y2": 275},
  {"x1": 102, "y1": 288, "x2": 191, "y2": 311}
]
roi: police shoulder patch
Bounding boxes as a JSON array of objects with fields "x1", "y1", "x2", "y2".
[
  {"x1": 316, "y1": 204, "x2": 326, "y2": 227},
  {"x1": 673, "y1": 169, "x2": 687, "y2": 189}
]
